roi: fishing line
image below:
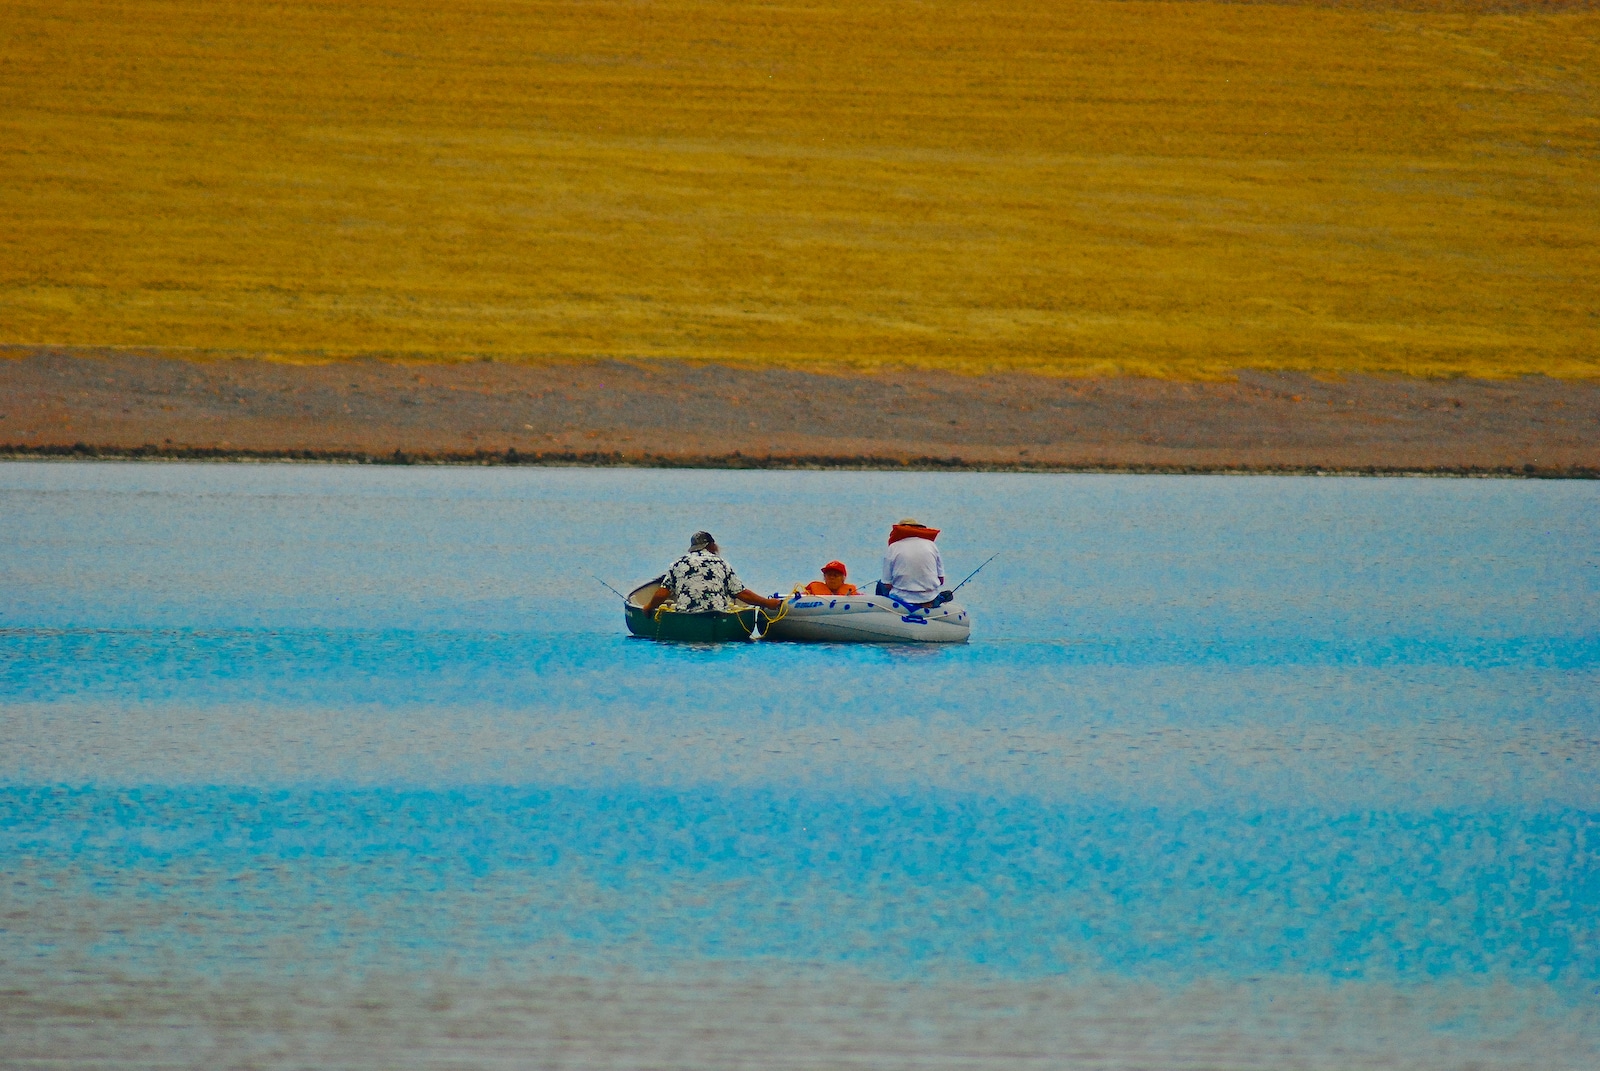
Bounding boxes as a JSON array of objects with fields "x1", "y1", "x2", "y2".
[
  {"x1": 589, "y1": 574, "x2": 629, "y2": 601},
  {"x1": 949, "y1": 553, "x2": 998, "y2": 596}
]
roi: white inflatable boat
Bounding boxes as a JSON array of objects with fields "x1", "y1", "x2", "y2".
[{"x1": 761, "y1": 592, "x2": 971, "y2": 644}]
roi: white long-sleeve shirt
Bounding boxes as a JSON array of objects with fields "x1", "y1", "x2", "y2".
[{"x1": 882, "y1": 537, "x2": 944, "y2": 602}]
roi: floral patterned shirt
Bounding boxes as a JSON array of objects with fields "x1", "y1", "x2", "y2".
[{"x1": 663, "y1": 550, "x2": 745, "y2": 613}]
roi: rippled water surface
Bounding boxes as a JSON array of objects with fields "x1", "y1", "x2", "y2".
[{"x1": 2, "y1": 463, "x2": 1596, "y2": 1069}]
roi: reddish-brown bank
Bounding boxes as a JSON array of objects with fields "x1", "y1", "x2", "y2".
[{"x1": 2, "y1": 349, "x2": 1595, "y2": 475}]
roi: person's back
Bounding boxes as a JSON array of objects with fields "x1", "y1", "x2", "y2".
[
  {"x1": 881, "y1": 519, "x2": 944, "y2": 604},
  {"x1": 665, "y1": 547, "x2": 743, "y2": 612},
  {"x1": 644, "y1": 531, "x2": 783, "y2": 615}
]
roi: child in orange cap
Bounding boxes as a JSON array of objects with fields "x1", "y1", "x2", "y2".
[{"x1": 804, "y1": 561, "x2": 859, "y2": 596}]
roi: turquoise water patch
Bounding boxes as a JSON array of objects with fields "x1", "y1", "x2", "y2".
[
  {"x1": 1, "y1": 464, "x2": 1596, "y2": 1067},
  {"x1": 4, "y1": 785, "x2": 1596, "y2": 986}
]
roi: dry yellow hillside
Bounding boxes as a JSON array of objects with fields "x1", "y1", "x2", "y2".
[{"x1": 1, "y1": 0, "x2": 1596, "y2": 377}]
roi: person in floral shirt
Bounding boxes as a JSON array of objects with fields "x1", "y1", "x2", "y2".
[{"x1": 643, "y1": 531, "x2": 784, "y2": 614}]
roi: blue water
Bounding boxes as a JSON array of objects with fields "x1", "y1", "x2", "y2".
[{"x1": 1, "y1": 463, "x2": 1596, "y2": 1068}]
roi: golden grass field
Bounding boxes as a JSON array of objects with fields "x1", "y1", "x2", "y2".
[{"x1": 2, "y1": 0, "x2": 1596, "y2": 377}]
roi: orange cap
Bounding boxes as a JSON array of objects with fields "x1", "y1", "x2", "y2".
[{"x1": 821, "y1": 560, "x2": 848, "y2": 575}]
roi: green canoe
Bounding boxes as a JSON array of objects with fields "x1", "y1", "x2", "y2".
[{"x1": 624, "y1": 577, "x2": 758, "y2": 642}]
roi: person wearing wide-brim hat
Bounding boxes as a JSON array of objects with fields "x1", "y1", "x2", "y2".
[
  {"x1": 879, "y1": 518, "x2": 947, "y2": 607},
  {"x1": 643, "y1": 531, "x2": 783, "y2": 614}
]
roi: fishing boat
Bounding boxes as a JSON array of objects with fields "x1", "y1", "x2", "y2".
[
  {"x1": 622, "y1": 579, "x2": 973, "y2": 645},
  {"x1": 624, "y1": 577, "x2": 758, "y2": 642},
  {"x1": 761, "y1": 591, "x2": 971, "y2": 644}
]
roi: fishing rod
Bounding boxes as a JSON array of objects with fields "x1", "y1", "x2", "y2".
[
  {"x1": 589, "y1": 574, "x2": 629, "y2": 601},
  {"x1": 949, "y1": 553, "x2": 998, "y2": 597}
]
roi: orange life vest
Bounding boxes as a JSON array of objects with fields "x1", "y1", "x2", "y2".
[
  {"x1": 888, "y1": 524, "x2": 940, "y2": 545},
  {"x1": 804, "y1": 580, "x2": 859, "y2": 596}
]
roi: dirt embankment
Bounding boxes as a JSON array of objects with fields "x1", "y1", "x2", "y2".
[{"x1": 2, "y1": 349, "x2": 1595, "y2": 474}]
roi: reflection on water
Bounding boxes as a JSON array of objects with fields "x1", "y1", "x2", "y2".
[
  {"x1": 3, "y1": 968, "x2": 1594, "y2": 1071},
  {"x1": 1, "y1": 464, "x2": 1596, "y2": 1069},
  {"x1": 5, "y1": 786, "x2": 1595, "y2": 981}
]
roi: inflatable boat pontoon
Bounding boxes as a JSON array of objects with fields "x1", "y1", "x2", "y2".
[{"x1": 761, "y1": 591, "x2": 970, "y2": 644}]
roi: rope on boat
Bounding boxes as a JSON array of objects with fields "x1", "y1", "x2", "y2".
[{"x1": 649, "y1": 598, "x2": 787, "y2": 631}]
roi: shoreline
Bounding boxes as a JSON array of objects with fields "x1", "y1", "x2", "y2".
[
  {"x1": 3, "y1": 348, "x2": 1597, "y2": 478},
  {"x1": 3, "y1": 443, "x2": 1593, "y2": 479}
]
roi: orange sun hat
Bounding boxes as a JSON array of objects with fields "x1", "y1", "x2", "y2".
[{"x1": 821, "y1": 560, "x2": 848, "y2": 575}]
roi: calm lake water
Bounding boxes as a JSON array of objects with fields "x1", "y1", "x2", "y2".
[{"x1": 2, "y1": 462, "x2": 1596, "y2": 1069}]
